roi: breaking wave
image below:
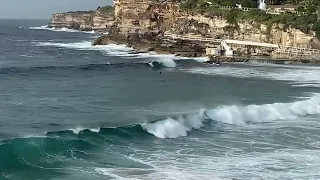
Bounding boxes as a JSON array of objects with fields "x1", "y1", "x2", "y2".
[
  {"x1": 205, "y1": 95, "x2": 320, "y2": 125},
  {"x1": 142, "y1": 95, "x2": 320, "y2": 138},
  {"x1": 34, "y1": 41, "x2": 178, "y2": 67},
  {"x1": 28, "y1": 25, "x2": 95, "y2": 34},
  {"x1": 3, "y1": 95, "x2": 320, "y2": 140},
  {"x1": 142, "y1": 109, "x2": 206, "y2": 138},
  {"x1": 1, "y1": 95, "x2": 320, "y2": 172}
]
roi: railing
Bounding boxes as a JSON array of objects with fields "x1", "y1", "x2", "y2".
[
  {"x1": 217, "y1": 5, "x2": 307, "y2": 16},
  {"x1": 274, "y1": 46, "x2": 320, "y2": 56},
  {"x1": 164, "y1": 33, "x2": 221, "y2": 42},
  {"x1": 164, "y1": 33, "x2": 278, "y2": 47},
  {"x1": 164, "y1": 32, "x2": 320, "y2": 56}
]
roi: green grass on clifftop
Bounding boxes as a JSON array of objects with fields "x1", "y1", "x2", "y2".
[
  {"x1": 180, "y1": 0, "x2": 320, "y2": 38},
  {"x1": 98, "y1": 5, "x2": 114, "y2": 14}
]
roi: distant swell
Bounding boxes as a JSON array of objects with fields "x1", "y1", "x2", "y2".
[{"x1": 0, "y1": 61, "x2": 170, "y2": 74}]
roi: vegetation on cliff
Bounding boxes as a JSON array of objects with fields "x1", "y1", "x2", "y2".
[
  {"x1": 180, "y1": 0, "x2": 320, "y2": 38},
  {"x1": 97, "y1": 5, "x2": 114, "y2": 14}
]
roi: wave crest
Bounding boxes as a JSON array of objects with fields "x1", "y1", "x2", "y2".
[
  {"x1": 59, "y1": 95, "x2": 320, "y2": 139},
  {"x1": 1, "y1": 96, "x2": 319, "y2": 140},
  {"x1": 205, "y1": 95, "x2": 320, "y2": 125},
  {"x1": 142, "y1": 109, "x2": 205, "y2": 138},
  {"x1": 142, "y1": 95, "x2": 320, "y2": 138}
]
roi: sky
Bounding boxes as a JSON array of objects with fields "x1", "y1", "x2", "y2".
[{"x1": 0, "y1": 0, "x2": 113, "y2": 19}]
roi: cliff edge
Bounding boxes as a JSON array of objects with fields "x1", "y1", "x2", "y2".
[{"x1": 49, "y1": 6, "x2": 115, "y2": 32}]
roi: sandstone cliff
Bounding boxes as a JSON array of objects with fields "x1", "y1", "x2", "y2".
[
  {"x1": 180, "y1": 14, "x2": 315, "y2": 49},
  {"x1": 49, "y1": 9, "x2": 115, "y2": 31},
  {"x1": 48, "y1": 0, "x2": 320, "y2": 55},
  {"x1": 96, "y1": 0, "x2": 319, "y2": 52},
  {"x1": 113, "y1": 0, "x2": 180, "y2": 35}
]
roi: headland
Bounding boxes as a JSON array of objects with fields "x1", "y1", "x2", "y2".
[{"x1": 49, "y1": 0, "x2": 320, "y2": 63}]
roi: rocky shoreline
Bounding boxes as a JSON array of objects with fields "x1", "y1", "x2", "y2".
[
  {"x1": 92, "y1": 31, "x2": 207, "y2": 58},
  {"x1": 91, "y1": 32, "x2": 320, "y2": 64}
]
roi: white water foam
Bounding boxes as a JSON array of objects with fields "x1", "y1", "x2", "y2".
[
  {"x1": 141, "y1": 53, "x2": 177, "y2": 68},
  {"x1": 176, "y1": 56, "x2": 209, "y2": 63},
  {"x1": 20, "y1": 55, "x2": 33, "y2": 58},
  {"x1": 35, "y1": 41, "x2": 133, "y2": 56},
  {"x1": 142, "y1": 95, "x2": 320, "y2": 138},
  {"x1": 205, "y1": 95, "x2": 320, "y2": 125},
  {"x1": 184, "y1": 64, "x2": 320, "y2": 87},
  {"x1": 68, "y1": 127, "x2": 101, "y2": 135},
  {"x1": 94, "y1": 167, "x2": 214, "y2": 180},
  {"x1": 28, "y1": 25, "x2": 95, "y2": 34},
  {"x1": 94, "y1": 143, "x2": 320, "y2": 180},
  {"x1": 35, "y1": 41, "x2": 178, "y2": 67},
  {"x1": 141, "y1": 109, "x2": 205, "y2": 138}
]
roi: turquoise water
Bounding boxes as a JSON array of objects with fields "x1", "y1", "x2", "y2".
[{"x1": 1, "y1": 19, "x2": 320, "y2": 180}]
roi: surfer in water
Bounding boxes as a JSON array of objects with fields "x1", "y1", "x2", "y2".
[{"x1": 160, "y1": 71, "x2": 166, "y2": 82}]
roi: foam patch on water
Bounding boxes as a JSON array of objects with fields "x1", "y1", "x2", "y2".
[
  {"x1": 93, "y1": 136, "x2": 320, "y2": 179},
  {"x1": 94, "y1": 167, "x2": 214, "y2": 180},
  {"x1": 184, "y1": 64, "x2": 320, "y2": 87},
  {"x1": 28, "y1": 25, "x2": 95, "y2": 34}
]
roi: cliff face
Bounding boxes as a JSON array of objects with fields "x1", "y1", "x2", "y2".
[
  {"x1": 113, "y1": 0, "x2": 180, "y2": 34},
  {"x1": 185, "y1": 15, "x2": 314, "y2": 48},
  {"x1": 49, "y1": 10, "x2": 115, "y2": 31},
  {"x1": 111, "y1": 0, "x2": 316, "y2": 49},
  {"x1": 48, "y1": 0, "x2": 318, "y2": 51}
]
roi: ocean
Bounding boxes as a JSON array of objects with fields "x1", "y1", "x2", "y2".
[{"x1": 1, "y1": 19, "x2": 320, "y2": 180}]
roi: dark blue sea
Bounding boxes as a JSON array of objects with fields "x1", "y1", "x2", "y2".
[{"x1": 1, "y1": 19, "x2": 320, "y2": 180}]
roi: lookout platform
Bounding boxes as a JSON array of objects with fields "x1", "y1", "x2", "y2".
[{"x1": 163, "y1": 32, "x2": 320, "y2": 59}]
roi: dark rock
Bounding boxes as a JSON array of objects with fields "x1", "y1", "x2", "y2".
[
  {"x1": 70, "y1": 22, "x2": 80, "y2": 30},
  {"x1": 92, "y1": 29, "x2": 206, "y2": 57},
  {"x1": 92, "y1": 36, "x2": 105, "y2": 46},
  {"x1": 309, "y1": 37, "x2": 320, "y2": 50},
  {"x1": 80, "y1": 27, "x2": 93, "y2": 31}
]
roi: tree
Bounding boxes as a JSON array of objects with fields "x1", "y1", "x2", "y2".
[{"x1": 296, "y1": 6, "x2": 305, "y2": 12}]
